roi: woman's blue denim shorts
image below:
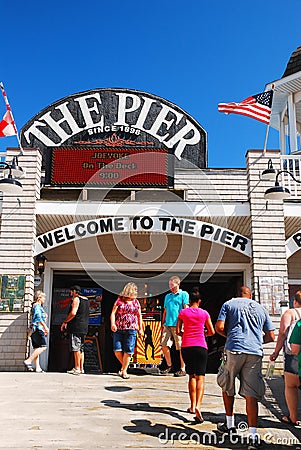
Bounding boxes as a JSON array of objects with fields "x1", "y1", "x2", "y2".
[
  {"x1": 113, "y1": 329, "x2": 137, "y2": 355},
  {"x1": 284, "y1": 353, "x2": 298, "y2": 375}
]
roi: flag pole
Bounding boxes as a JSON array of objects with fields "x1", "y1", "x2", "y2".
[
  {"x1": 262, "y1": 84, "x2": 274, "y2": 156},
  {"x1": 0, "y1": 82, "x2": 23, "y2": 155},
  {"x1": 263, "y1": 123, "x2": 270, "y2": 154}
]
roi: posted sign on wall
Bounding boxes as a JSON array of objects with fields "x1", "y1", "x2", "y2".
[{"x1": 49, "y1": 146, "x2": 173, "y2": 188}]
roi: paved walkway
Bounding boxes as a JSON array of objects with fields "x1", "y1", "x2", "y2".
[{"x1": 1, "y1": 372, "x2": 301, "y2": 449}]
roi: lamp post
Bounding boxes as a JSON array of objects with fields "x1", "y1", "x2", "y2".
[{"x1": 0, "y1": 161, "x2": 23, "y2": 195}]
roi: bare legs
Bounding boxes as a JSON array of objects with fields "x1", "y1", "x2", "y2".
[
  {"x1": 284, "y1": 371, "x2": 300, "y2": 423},
  {"x1": 24, "y1": 347, "x2": 46, "y2": 372},
  {"x1": 74, "y1": 350, "x2": 81, "y2": 372},
  {"x1": 80, "y1": 351, "x2": 84, "y2": 373},
  {"x1": 114, "y1": 351, "x2": 131, "y2": 377},
  {"x1": 188, "y1": 374, "x2": 205, "y2": 415},
  {"x1": 179, "y1": 350, "x2": 185, "y2": 371},
  {"x1": 245, "y1": 396, "x2": 258, "y2": 427},
  {"x1": 162, "y1": 345, "x2": 172, "y2": 367},
  {"x1": 162, "y1": 346, "x2": 186, "y2": 371},
  {"x1": 222, "y1": 391, "x2": 235, "y2": 416},
  {"x1": 222, "y1": 391, "x2": 258, "y2": 428}
]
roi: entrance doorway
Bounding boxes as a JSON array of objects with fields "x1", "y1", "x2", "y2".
[{"x1": 48, "y1": 271, "x2": 243, "y2": 373}]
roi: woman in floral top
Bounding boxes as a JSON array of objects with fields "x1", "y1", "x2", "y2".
[{"x1": 111, "y1": 283, "x2": 143, "y2": 379}]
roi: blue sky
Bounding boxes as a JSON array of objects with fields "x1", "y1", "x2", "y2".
[{"x1": 1, "y1": 0, "x2": 300, "y2": 167}]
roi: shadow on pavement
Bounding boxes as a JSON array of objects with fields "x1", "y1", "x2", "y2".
[
  {"x1": 123, "y1": 419, "x2": 299, "y2": 449},
  {"x1": 102, "y1": 398, "x2": 301, "y2": 449},
  {"x1": 102, "y1": 399, "x2": 188, "y2": 422},
  {"x1": 261, "y1": 376, "x2": 301, "y2": 443}
]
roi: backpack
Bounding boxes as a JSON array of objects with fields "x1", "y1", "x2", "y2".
[{"x1": 284, "y1": 308, "x2": 301, "y2": 355}]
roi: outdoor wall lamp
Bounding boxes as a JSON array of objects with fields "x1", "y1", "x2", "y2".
[
  {"x1": 261, "y1": 159, "x2": 277, "y2": 181},
  {"x1": 3, "y1": 156, "x2": 24, "y2": 178},
  {"x1": 264, "y1": 170, "x2": 301, "y2": 201},
  {"x1": 0, "y1": 161, "x2": 23, "y2": 195},
  {"x1": 36, "y1": 254, "x2": 47, "y2": 275}
]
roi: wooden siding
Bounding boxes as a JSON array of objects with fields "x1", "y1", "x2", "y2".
[
  {"x1": 175, "y1": 168, "x2": 248, "y2": 201},
  {"x1": 0, "y1": 149, "x2": 42, "y2": 371},
  {"x1": 247, "y1": 151, "x2": 289, "y2": 303}
]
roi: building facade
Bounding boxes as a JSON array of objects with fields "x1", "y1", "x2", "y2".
[{"x1": 1, "y1": 47, "x2": 301, "y2": 372}]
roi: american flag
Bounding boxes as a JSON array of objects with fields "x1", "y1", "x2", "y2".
[{"x1": 218, "y1": 90, "x2": 273, "y2": 125}]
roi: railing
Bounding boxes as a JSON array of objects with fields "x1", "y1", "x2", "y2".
[{"x1": 280, "y1": 155, "x2": 301, "y2": 198}]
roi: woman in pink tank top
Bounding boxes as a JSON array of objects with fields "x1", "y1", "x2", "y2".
[{"x1": 176, "y1": 287, "x2": 215, "y2": 423}]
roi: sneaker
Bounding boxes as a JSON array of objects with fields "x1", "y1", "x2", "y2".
[
  {"x1": 67, "y1": 368, "x2": 81, "y2": 375},
  {"x1": 247, "y1": 435, "x2": 261, "y2": 450},
  {"x1": 160, "y1": 365, "x2": 173, "y2": 374},
  {"x1": 216, "y1": 422, "x2": 237, "y2": 435},
  {"x1": 174, "y1": 369, "x2": 186, "y2": 377}
]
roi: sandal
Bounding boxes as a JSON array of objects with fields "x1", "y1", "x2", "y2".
[
  {"x1": 23, "y1": 361, "x2": 34, "y2": 372},
  {"x1": 281, "y1": 416, "x2": 301, "y2": 426},
  {"x1": 121, "y1": 373, "x2": 130, "y2": 379}
]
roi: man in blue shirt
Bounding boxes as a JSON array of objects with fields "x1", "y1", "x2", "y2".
[
  {"x1": 160, "y1": 275, "x2": 189, "y2": 376},
  {"x1": 215, "y1": 286, "x2": 275, "y2": 450}
]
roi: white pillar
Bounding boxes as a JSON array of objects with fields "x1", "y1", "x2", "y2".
[
  {"x1": 279, "y1": 112, "x2": 286, "y2": 154},
  {"x1": 288, "y1": 93, "x2": 298, "y2": 153},
  {"x1": 0, "y1": 148, "x2": 42, "y2": 371}
]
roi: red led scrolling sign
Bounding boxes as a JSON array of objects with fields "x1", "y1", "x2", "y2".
[{"x1": 50, "y1": 147, "x2": 173, "y2": 188}]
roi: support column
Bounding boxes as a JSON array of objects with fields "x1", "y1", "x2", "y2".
[
  {"x1": 0, "y1": 147, "x2": 42, "y2": 371},
  {"x1": 288, "y1": 94, "x2": 298, "y2": 153},
  {"x1": 247, "y1": 150, "x2": 289, "y2": 306}
]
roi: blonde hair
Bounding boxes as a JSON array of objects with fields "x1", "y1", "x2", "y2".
[
  {"x1": 169, "y1": 275, "x2": 180, "y2": 284},
  {"x1": 34, "y1": 290, "x2": 46, "y2": 302},
  {"x1": 120, "y1": 283, "x2": 138, "y2": 299}
]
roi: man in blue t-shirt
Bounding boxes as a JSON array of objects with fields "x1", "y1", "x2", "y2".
[
  {"x1": 215, "y1": 286, "x2": 275, "y2": 450},
  {"x1": 160, "y1": 275, "x2": 189, "y2": 376}
]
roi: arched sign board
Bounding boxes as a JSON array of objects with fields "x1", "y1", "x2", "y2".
[
  {"x1": 20, "y1": 89, "x2": 207, "y2": 185},
  {"x1": 35, "y1": 216, "x2": 251, "y2": 257}
]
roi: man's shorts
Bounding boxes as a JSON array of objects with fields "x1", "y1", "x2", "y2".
[
  {"x1": 284, "y1": 353, "x2": 299, "y2": 375},
  {"x1": 113, "y1": 329, "x2": 137, "y2": 355},
  {"x1": 161, "y1": 326, "x2": 182, "y2": 350},
  {"x1": 217, "y1": 350, "x2": 265, "y2": 400},
  {"x1": 70, "y1": 333, "x2": 86, "y2": 352}
]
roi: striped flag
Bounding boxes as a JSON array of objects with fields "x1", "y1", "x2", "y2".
[
  {"x1": 218, "y1": 90, "x2": 273, "y2": 125},
  {"x1": 0, "y1": 82, "x2": 18, "y2": 137}
]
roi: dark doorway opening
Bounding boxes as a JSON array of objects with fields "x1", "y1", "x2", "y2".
[{"x1": 48, "y1": 271, "x2": 243, "y2": 374}]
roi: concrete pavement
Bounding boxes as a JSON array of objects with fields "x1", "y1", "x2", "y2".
[{"x1": 1, "y1": 371, "x2": 301, "y2": 449}]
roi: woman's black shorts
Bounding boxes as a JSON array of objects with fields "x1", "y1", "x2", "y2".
[
  {"x1": 181, "y1": 346, "x2": 208, "y2": 375},
  {"x1": 31, "y1": 329, "x2": 47, "y2": 349}
]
